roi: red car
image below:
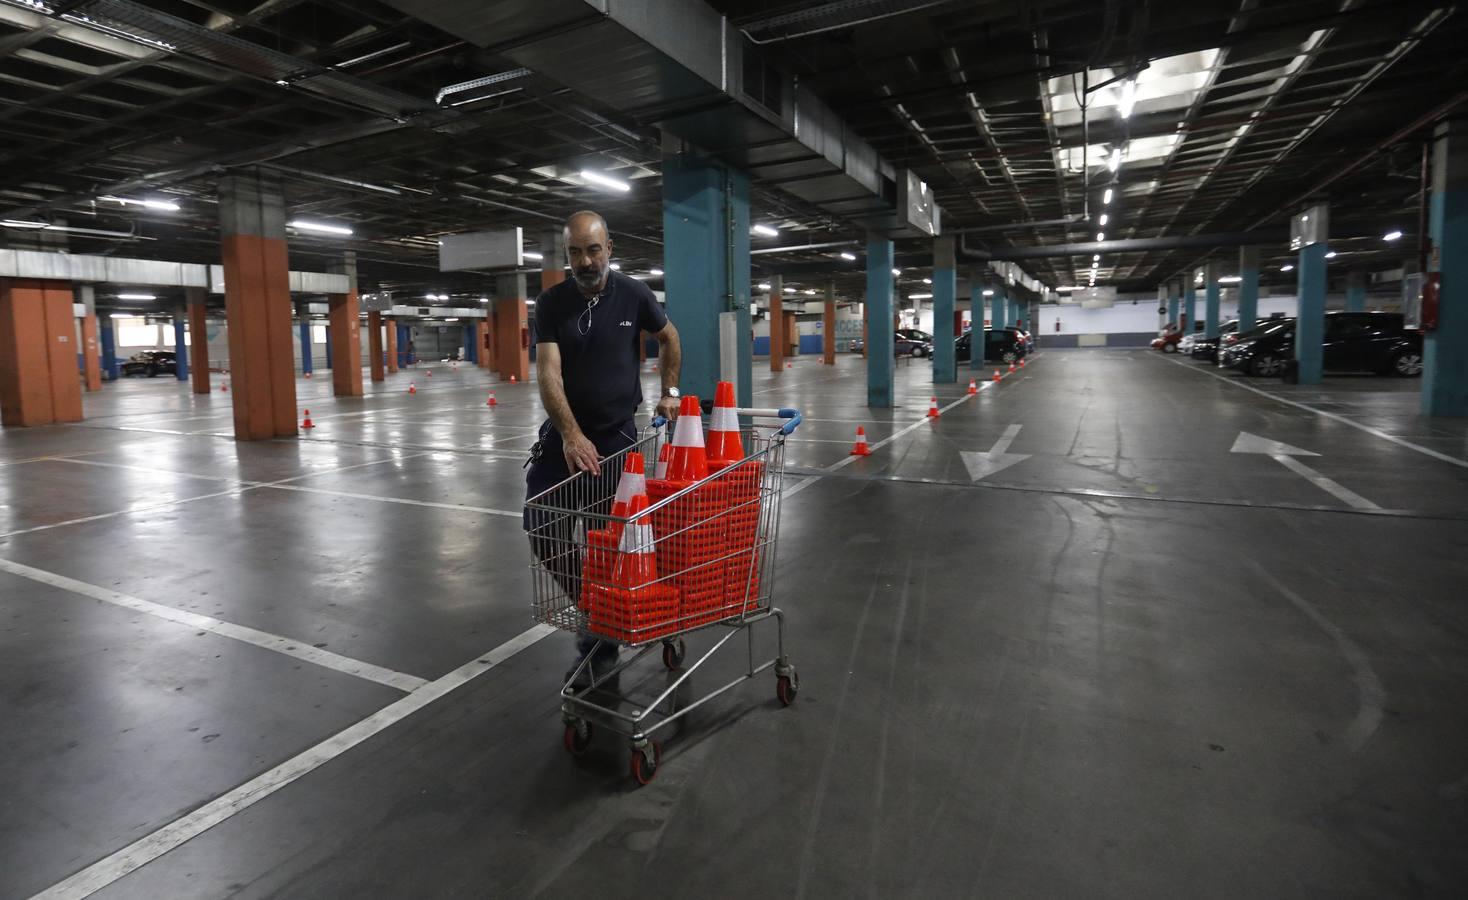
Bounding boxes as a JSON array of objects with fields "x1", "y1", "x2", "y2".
[{"x1": 1151, "y1": 326, "x2": 1183, "y2": 353}]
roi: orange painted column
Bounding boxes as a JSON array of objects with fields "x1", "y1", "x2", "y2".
[
  {"x1": 785, "y1": 311, "x2": 798, "y2": 359},
  {"x1": 768, "y1": 275, "x2": 784, "y2": 371},
  {"x1": 81, "y1": 314, "x2": 102, "y2": 392},
  {"x1": 367, "y1": 311, "x2": 385, "y2": 382},
  {"x1": 495, "y1": 272, "x2": 529, "y2": 382},
  {"x1": 823, "y1": 291, "x2": 836, "y2": 365},
  {"x1": 0, "y1": 278, "x2": 84, "y2": 426},
  {"x1": 475, "y1": 320, "x2": 490, "y2": 369},
  {"x1": 219, "y1": 169, "x2": 298, "y2": 440},
  {"x1": 186, "y1": 287, "x2": 210, "y2": 394},
  {"x1": 385, "y1": 317, "x2": 398, "y2": 374},
  {"x1": 328, "y1": 291, "x2": 362, "y2": 396}
]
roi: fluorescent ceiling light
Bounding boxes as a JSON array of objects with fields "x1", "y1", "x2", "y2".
[
  {"x1": 891, "y1": 268, "x2": 901, "y2": 277},
  {"x1": 109, "y1": 313, "x2": 136, "y2": 319},
  {"x1": 609, "y1": 263, "x2": 620, "y2": 270},
  {"x1": 1325, "y1": 251, "x2": 1337, "y2": 259},
  {"x1": 523, "y1": 250, "x2": 544, "y2": 260},
  {"x1": 100, "y1": 195, "x2": 179, "y2": 211},
  {"x1": 650, "y1": 268, "x2": 663, "y2": 276},
  {"x1": 1281, "y1": 264, "x2": 1295, "y2": 272},
  {"x1": 2, "y1": 219, "x2": 47, "y2": 229},
  {"x1": 630, "y1": 273, "x2": 652, "y2": 279},
  {"x1": 1107, "y1": 146, "x2": 1123, "y2": 173},
  {"x1": 579, "y1": 170, "x2": 630, "y2": 192},
  {"x1": 1056, "y1": 286, "x2": 1080, "y2": 292},
  {"x1": 908, "y1": 293, "x2": 933, "y2": 300},
  {"x1": 983, "y1": 289, "x2": 995, "y2": 297},
  {"x1": 1090, "y1": 262, "x2": 1098, "y2": 269},
  {"x1": 839, "y1": 251, "x2": 856, "y2": 261},
  {"x1": 803, "y1": 289, "x2": 816, "y2": 295},
  {"x1": 1103, "y1": 188, "x2": 1114, "y2": 204},
  {"x1": 443, "y1": 318, "x2": 460, "y2": 322},
  {"x1": 479, "y1": 298, "x2": 489, "y2": 303},
  {"x1": 757, "y1": 282, "x2": 771, "y2": 290},
  {"x1": 1219, "y1": 276, "x2": 1242, "y2": 284},
  {"x1": 923, "y1": 278, "x2": 932, "y2": 284},
  {"x1": 117, "y1": 293, "x2": 156, "y2": 300},
  {"x1": 1383, "y1": 230, "x2": 1403, "y2": 242},
  {"x1": 288, "y1": 219, "x2": 353, "y2": 236},
  {"x1": 1093, "y1": 254, "x2": 1100, "y2": 261},
  {"x1": 1099, "y1": 214, "x2": 1108, "y2": 226},
  {"x1": 1117, "y1": 78, "x2": 1138, "y2": 119},
  {"x1": 751, "y1": 224, "x2": 780, "y2": 237},
  {"x1": 1096, "y1": 232, "x2": 1105, "y2": 241}
]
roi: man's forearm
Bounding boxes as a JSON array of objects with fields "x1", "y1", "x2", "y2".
[
  {"x1": 659, "y1": 330, "x2": 682, "y2": 394},
  {"x1": 538, "y1": 371, "x2": 581, "y2": 438}
]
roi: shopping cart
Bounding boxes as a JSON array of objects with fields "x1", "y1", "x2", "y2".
[{"x1": 527, "y1": 407, "x2": 801, "y2": 785}]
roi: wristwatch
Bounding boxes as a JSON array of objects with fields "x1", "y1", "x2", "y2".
[{"x1": 663, "y1": 387, "x2": 681, "y2": 399}]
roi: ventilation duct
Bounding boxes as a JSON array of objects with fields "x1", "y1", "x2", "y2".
[{"x1": 381, "y1": 0, "x2": 939, "y2": 237}]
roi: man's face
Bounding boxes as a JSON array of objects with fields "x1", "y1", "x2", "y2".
[{"x1": 565, "y1": 220, "x2": 612, "y2": 292}]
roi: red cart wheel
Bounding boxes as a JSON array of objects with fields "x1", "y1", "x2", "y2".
[
  {"x1": 661, "y1": 639, "x2": 686, "y2": 670},
  {"x1": 563, "y1": 721, "x2": 592, "y2": 756},
  {"x1": 630, "y1": 742, "x2": 662, "y2": 785},
  {"x1": 776, "y1": 673, "x2": 798, "y2": 706}
]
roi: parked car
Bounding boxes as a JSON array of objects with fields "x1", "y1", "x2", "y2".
[
  {"x1": 848, "y1": 338, "x2": 865, "y2": 353},
  {"x1": 1219, "y1": 312, "x2": 1423, "y2": 377},
  {"x1": 120, "y1": 350, "x2": 177, "y2": 377},
  {"x1": 955, "y1": 328, "x2": 1028, "y2": 365},
  {"x1": 895, "y1": 328, "x2": 934, "y2": 358},
  {"x1": 1151, "y1": 326, "x2": 1183, "y2": 353}
]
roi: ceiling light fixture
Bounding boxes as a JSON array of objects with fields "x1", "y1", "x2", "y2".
[
  {"x1": 1099, "y1": 214, "x2": 1108, "y2": 226},
  {"x1": 579, "y1": 169, "x2": 630, "y2": 192},
  {"x1": 923, "y1": 278, "x2": 932, "y2": 284},
  {"x1": 609, "y1": 262, "x2": 620, "y2": 270},
  {"x1": 1093, "y1": 254, "x2": 1100, "y2": 261},
  {"x1": 117, "y1": 293, "x2": 156, "y2": 300},
  {"x1": 1325, "y1": 251, "x2": 1337, "y2": 259},
  {"x1": 1096, "y1": 232, "x2": 1105, "y2": 241},
  {"x1": 1383, "y1": 230, "x2": 1403, "y2": 242},
  {"x1": 1219, "y1": 276, "x2": 1242, "y2": 284},
  {"x1": 840, "y1": 251, "x2": 857, "y2": 261},
  {"x1": 751, "y1": 224, "x2": 780, "y2": 237},
  {"x1": 908, "y1": 293, "x2": 933, "y2": 300},
  {"x1": 2, "y1": 218, "x2": 46, "y2": 230},
  {"x1": 523, "y1": 250, "x2": 544, "y2": 260},
  {"x1": 479, "y1": 298, "x2": 489, "y2": 303},
  {"x1": 983, "y1": 289, "x2": 995, "y2": 297},
  {"x1": 891, "y1": 268, "x2": 901, "y2": 277},
  {"x1": 288, "y1": 219, "x2": 353, "y2": 236},
  {"x1": 1117, "y1": 78, "x2": 1138, "y2": 119},
  {"x1": 1107, "y1": 146, "x2": 1124, "y2": 173},
  {"x1": 1103, "y1": 188, "x2": 1114, "y2": 205},
  {"x1": 109, "y1": 313, "x2": 136, "y2": 319},
  {"x1": 100, "y1": 195, "x2": 179, "y2": 211},
  {"x1": 650, "y1": 268, "x2": 664, "y2": 276},
  {"x1": 1281, "y1": 264, "x2": 1295, "y2": 272},
  {"x1": 758, "y1": 282, "x2": 771, "y2": 290},
  {"x1": 804, "y1": 289, "x2": 817, "y2": 295}
]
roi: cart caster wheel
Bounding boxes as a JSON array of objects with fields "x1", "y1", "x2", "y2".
[
  {"x1": 563, "y1": 720, "x2": 592, "y2": 757},
  {"x1": 776, "y1": 672, "x2": 799, "y2": 706},
  {"x1": 630, "y1": 741, "x2": 662, "y2": 785},
  {"x1": 661, "y1": 638, "x2": 686, "y2": 670}
]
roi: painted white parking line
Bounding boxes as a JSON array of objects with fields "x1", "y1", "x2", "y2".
[
  {"x1": 0, "y1": 557, "x2": 426, "y2": 693},
  {"x1": 32, "y1": 624, "x2": 557, "y2": 900},
  {"x1": 1271, "y1": 454, "x2": 1382, "y2": 510},
  {"x1": 1164, "y1": 355, "x2": 1468, "y2": 470}
]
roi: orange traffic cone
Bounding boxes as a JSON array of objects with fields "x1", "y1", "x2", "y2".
[
  {"x1": 992, "y1": 370, "x2": 1002, "y2": 383},
  {"x1": 1008, "y1": 361, "x2": 1016, "y2": 373},
  {"x1": 666, "y1": 395, "x2": 709, "y2": 481},
  {"x1": 486, "y1": 391, "x2": 497, "y2": 407},
  {"x1": 220, "y1": 381, "x2": 228, "y2": 393},
  {"x1": 408, "y1": 382, "x2": 417, "y2": 395},
  {"x1": 786, "y1": 361, "x2": 792, "y2": 369},
  {"x1": 1020, "y1": 357, "x2": 1027, "y2": 369},
  {"x1": 707, "y1": 381, "x2": 743, "y2": 462},
  {"x1": 427, "y1": 369, "x2": 433, "y2": 378},
  {"x1": 967, "y1": 378, "x2": 978, "y2": 395},
  {"x1": 654, "y1": 441, "x2": 672, "y2": 480},
  {"x1": 607, "y1": 452, "x2": 647, "y2": 538},
  {"x1": 850, "y1": 426, "x2": 872, "y2": 457},
  {"x1": 301, "y1": 409, "x2": 314, "y2": 429},
  {"x1": 927, "y1": 396, "x2": 940, "y2": 419},
  {"x1": 510, "y1": 374, "x2": 517, "y2": 384},
  {"x1": 305, "y1": 371, "x2": 313, "y2": 379}
]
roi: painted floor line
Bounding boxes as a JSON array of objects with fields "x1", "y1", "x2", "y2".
[
  {"x1": 1271, "y1": 454, "x2": 1381, "y2": 510},
  {"x1": 1164, "y1": 356, "x2": 1468, "y2": 470},
  {"x1": 31, "y1": 624, "x2": 558, "y2": 900},
  {"x1": 0, "y1": 557, "x2": 427, "y2": 693}
]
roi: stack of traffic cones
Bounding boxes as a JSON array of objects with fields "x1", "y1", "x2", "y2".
[
  {"x1": 587, "y1": 494, "x2": 682, "y2": 642},
  {"x1": 666, "y1": 395, "x2": 709, "y2": 482},
  {"x1": 927, "y1": 396, "x2": 941, "y2": 419},
  {"x1": 967, "y1": 378, "x2": 978, "y2": 395},
  {"x1": 301, "y1": 409, "x2": 314, "y2": 430},
  {"x1": 581, "y1": 452, "x2": 647, "y2": 608},
  {"x1": 706, "y1": 381, "x2": 744, "y2": 464},
  {"x1": 486, "y1": 391, "x2": 497, "y2": 407},
  {"x1": 850, "y1": 426, "x2": 872, "y2": 457},
  {"x1": 654, "y1": 442, "x2": 671, "y2": 480}
]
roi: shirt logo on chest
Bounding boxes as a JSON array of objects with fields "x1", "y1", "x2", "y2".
[{"x1": 619, "y1": 320, "x2": 633, "y2": 327}]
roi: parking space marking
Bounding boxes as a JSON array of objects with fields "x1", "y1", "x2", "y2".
[
  {"x1": 32, "y1": 624, "x2": 557, "y2": 900},
  {"x1": 0, "y1": 557, "x2": 427, "y2": 693},
  {"x1": 1163, "y1": 355, "x2": 1468, "y2": 470}
]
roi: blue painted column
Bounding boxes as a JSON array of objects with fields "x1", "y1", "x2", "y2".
[
  {"x1": 100, "y1": 317, "x2": 118, "y2": 381},
  {"x1": 932, "y1": 236, "x2": 956, "y2": 383},
  {"x1": 662, "y1": 144, "x2": 752, "y2": 405},
  {"x1": 1204, "y1": 262, "x2": 1221, "y2": 339},
  {"x1": 969, "y1": 279, "x2": 986, "y2": 370},
  {"x1": 323, "y1": 325, "x2": 333, "y2": 370},
  {"x1": 1345, "y1": 271, "x2": 1366, "y2": 312},
  {"x1": 1238, "y1": 246, "x2": 1261, "y2": 328},
  {"x1": 1294, "y1": 242, "x2": 1329, "y2": 384},
  {"x1": 1424, "y1": 119, "x2": 1468, "y2": 415},
  {"x1": 866, "y1": 235, "x2": 895, "y2": 407},
  {"x1": 462, "y1": 322, "x2": 477, "y2": 364},
  {"x1": 173, "y1": 312, "x2": 190, "y2": 381},
  {"x1": 298, "y1": 319, "x2": 313, "y2": 375},
  {"x1": 1182, "y1": 277, "x2": 1198, "y2": 331}
]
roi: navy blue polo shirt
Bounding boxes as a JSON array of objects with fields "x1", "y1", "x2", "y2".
[{"x1": 533, "y1": 270, "x2": 667, "y2": 433}]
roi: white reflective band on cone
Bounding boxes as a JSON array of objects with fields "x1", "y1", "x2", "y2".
[
  {"x1": 673, "y1": 413, "x2": 705, "y2": 447},
  {"x1": 613, "y1": 472, "x2": 646, "y2": 505},
  {"x1": 710, "y1": 405, "x2": 739, "y2": 433}
]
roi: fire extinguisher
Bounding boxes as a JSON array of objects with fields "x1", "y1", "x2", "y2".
[{"x1": 1054, "y1": 317, "x2": 1061, "y2": 333}]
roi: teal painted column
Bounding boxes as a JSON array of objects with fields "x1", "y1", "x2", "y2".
[
  {"x1": 1424, "y1": 119, "x2": 1468, "y2": 415},
  {"x1": 1204, "y1": 262, "x2": 1221, "y2": 338},
  {"x1": 1238, "y1": 246, "x2": 1260, "y2": 328},
  {"x1": 932, "y1": 236, "x2": 956, "y2": 383},
  {"x1": 969, "y1": 280, "x2": 986, "y2": 370},
  {"x1": 1345, "y1": 271, "x2": 1366, "y2": 312},
  {"x1": 1295, "y1": 242, "x2": 1329, "y2": 384},
  {"x1": 174, "y1": 313, "x2": 190, "y2": 381},
  {"x1": 662, "y1": 146, "x2": 753, "y2": 405},
  {"x1": 1182, "y1": 278, "x2": 1198, "y2": 331},
  {"x1": 866, "y1": 235, "x2": 895, "y2": 407}
]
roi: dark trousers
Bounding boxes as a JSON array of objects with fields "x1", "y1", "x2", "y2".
[{"x1": 524, "y1": 420, "x2": 638, "y2": 660}]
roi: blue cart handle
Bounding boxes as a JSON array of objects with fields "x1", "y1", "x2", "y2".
[{"x1": 736, "y1": 407, "x2": 803, "y2": 435}]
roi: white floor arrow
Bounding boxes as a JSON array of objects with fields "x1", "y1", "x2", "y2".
[
  {"x1": 961, "y1": 424, "x2": 1030, "y2": 481},
  {"x1": 1230, "y1": 431, "x2": 1380, "y2": 510}
]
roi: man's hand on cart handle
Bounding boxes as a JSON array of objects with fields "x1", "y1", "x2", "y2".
[
  {"x1": 654, "y1": 394, "x2": 680, "y2": 422},
  {"x1": 563, "y1": 431, "x2": 601, "y2": 474}
]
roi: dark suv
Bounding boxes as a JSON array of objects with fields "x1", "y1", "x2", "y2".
[
  {"x1": 1219, "y1": 312, "x2": 1422, "y2": 377},
  {"x1": 120, "y1": 350, "x2": 178, "y2": 377},
  {"x1": 955, "y1": 328, "x2": 1028, "y2": 365}
]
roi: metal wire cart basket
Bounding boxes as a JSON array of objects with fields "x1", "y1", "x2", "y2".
[{"x1": 526, "y1": 405, "x2": 801, "y2": 785}]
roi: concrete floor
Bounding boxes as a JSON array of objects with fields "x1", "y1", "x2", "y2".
[{"x1": 3, "y1": 350, "x2": 1467, "y2": 898}]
